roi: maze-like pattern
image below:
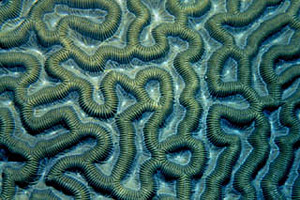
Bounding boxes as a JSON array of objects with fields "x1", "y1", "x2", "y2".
[{"x1": 0, "y1": 0, "x2": 299, "y2": 199}]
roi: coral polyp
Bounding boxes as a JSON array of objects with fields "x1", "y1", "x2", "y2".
[{"x1": 0, "y1": 0, "x2": 299, "y2": 199}]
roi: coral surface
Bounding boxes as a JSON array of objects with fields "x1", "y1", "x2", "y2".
[{"x1": 0, "y1": 0, "x2": 299, "y2": 199}]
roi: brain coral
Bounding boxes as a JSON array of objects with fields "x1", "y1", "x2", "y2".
[{"x1": 0, "y1": 0, "x2": 299, "y2": 199}]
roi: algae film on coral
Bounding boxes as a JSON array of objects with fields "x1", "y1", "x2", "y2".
[{"x1": 0, "y1": 0, "x2": 299, "y2": 199}]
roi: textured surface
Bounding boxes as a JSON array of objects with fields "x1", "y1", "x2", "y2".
[{"x1": 0, "y1": 0, "x2": 300, "y2": 199}]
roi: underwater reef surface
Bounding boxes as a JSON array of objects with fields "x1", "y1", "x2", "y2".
[{"x1": 0, "y1": 0, "x2": 299, "y2": 199}]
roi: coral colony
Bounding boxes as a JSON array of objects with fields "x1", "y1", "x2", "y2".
[{"x1": 0, "y1": 0, "x2": 299, "y2": 199}]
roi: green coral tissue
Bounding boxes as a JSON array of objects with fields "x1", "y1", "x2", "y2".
[{"x1": 0, "y1": 0, "x2": 300, "y2": 199}]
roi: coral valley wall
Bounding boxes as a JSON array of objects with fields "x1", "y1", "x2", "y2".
[{"x1": 0, "y1": 0, "x2": 299, "y2": 199}]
